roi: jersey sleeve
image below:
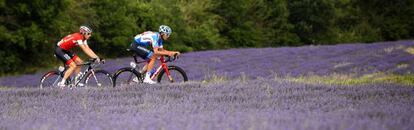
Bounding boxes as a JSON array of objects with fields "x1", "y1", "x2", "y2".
[
  {"x1": 75, "y1": 34, "x2": 87, "y2": 45},
  {"x1": 158, "y1": 40, "x2": 163, "y2": 48},
  {"x1": 151, "y1": 34, "x2": 162, "y2": 48},
  {"x1": 76, "y1": 40, "x2": 85, "y2": 45}
]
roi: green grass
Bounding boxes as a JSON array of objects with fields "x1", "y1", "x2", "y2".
[
  {"x1": 202, "y1": 73, "x2": 229, "y2": 83},
  {"x1": 283, "y1": 73, "x2": 414, "y2": 86},
  {"x1": 405, "y1": 47, "x2": 414, "y2": 55}
]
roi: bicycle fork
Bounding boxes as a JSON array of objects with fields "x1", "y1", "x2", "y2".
[
  {"x1": 89, "y1": 70, "x2": 102, "y2": 87},
  {"x1": 151, "y1": 64, "x2": 174, "y2": 82}
]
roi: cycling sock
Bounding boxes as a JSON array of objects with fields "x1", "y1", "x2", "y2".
[
  {"x1": 145, "y1": 72, "x2": 151, "y2": 79},
  {"x1": 60, "y1": 79, "x2": 66, "y2": 84}
]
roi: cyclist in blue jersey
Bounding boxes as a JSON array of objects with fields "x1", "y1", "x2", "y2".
[{"x1": 130, "y1": 25, "x2": 180, "y2": 84}]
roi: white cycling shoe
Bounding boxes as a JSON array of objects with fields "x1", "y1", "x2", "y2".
[
  {"x1": 143, "y1": 78, "x2": 156, "y2": 84},
  {"x1": 57, "y1": 82, "x2": 67, "y2": 88}
]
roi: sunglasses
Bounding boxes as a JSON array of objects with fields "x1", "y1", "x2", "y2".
[{"x1": 86, "y1": 33, "x2": 92, "y2": 35}]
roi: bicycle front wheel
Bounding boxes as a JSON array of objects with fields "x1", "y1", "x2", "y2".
[
  {"x1": 113, "y1": 67, "x2": 141, "y2": 87},
  {"x1": 39, "y1": 71, "x2": 62, "y2": 89},
  {"x1": 84, "y1": 70, "x2": 113, "y2": 88},
  {"x1": 157, "y1": 66, "x2": 188, "y2": 83}
]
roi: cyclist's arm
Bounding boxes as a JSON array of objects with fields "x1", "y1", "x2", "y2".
[
  {"x1": 79, "y1": 44, "x2": 99, "y2": 59},
  {"x1": 161, "y1": 48, "x2": 180, "y2": 55},
  {"x1": 153, "y1": 47, "x2": 179, "y2": 56},
  {"x1": 163, "y1": 49, "x2": 180, "y2": 56}
]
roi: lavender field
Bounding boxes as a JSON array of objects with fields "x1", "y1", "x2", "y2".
[{"x1": 0, "y1": 41, "x2": 414, "y2": 129}]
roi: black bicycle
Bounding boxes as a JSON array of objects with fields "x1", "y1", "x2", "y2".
[
  {"x1": 112, "y1": 49, "x2": 188, "y2": 87},
  {"x1": 39, "y1": 59, "x2": 113, "y2": 88}
]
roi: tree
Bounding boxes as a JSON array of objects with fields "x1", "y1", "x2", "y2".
[{"x1": 0, "y1": 0, "x2": 84, "y2": 75}]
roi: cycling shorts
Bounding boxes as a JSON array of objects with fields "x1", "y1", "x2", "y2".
[
  {"x1": 54, "y1": 47, "x2": 78, "y2": 65},
  {"x1": 130, "y1": 43, "x2": 154, "y2": 60}
]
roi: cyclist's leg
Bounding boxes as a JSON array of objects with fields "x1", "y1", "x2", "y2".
[
  {"x1": 62, "y1": 61, "x2": 76, "y2": 82},
  {"x1": 73, "y1": 56, "x2": 85, "y2": 86},
  {"x1": 146, "y1": 53, "x2": 156, "y2": 73},
  {"x1": 141, "y1": 64, "x2": 148, "y2": 73},
  {"x1": 130, "y1": 43, "x2": 152, "y2": 73},
  {"x1": 142, "y1": 53, "x2": 158, "y2": 84},
  {"x1": 73, "y1": 56, "x2": 83, "y2": 76},
  {"x1": 55, "y1": 47, "x2": 77, "y2": 86},
  {"x1": 130, "y1": 43, "x2": 156, "y2": 84}
]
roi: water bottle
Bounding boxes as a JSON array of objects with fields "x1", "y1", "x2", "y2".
[
  {"x1": 58, "y1": 66, "x2": 65, "y2": 72},
  {"x1": 76, "y1": 72, "x2": 84, "y2": 81},
  {"x1": 76, "y1": 72, "x2": 85, "y2": 87}
]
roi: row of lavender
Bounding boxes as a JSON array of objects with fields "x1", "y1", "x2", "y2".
[
  {"x1": 1, "y1": 79, "x2": 413, "y2": 129},
  {"x1": 1, "y1": 40, "x2": 413, "y2": 87},
  {"x1": 1, "y1": 41, "x2": 413, "y2": 129}
]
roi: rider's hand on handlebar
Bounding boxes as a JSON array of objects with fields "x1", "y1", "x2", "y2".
[
  {"x1": 167, "y1": 52, "x2": 175, "y2": 57},
  {"x1": 173, "y1": 52, "x2": 180, "y2": 60},
  {"x1": 94, "y1": 57, "x2": 104, "y2": 63},
  {"x1": 170, "y1": 52, "x2": 180, "y2": 57}
]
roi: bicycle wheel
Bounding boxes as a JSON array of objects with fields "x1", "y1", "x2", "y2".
[
  {"x1": 39, "y1": 71, "x2": 62, "y2": 89},
  {"x1": 84, "y1": 70, "x2": 113, "y2": 88},
  {"x1": 113, "y1": 67, "x2": 141, "y2": 87},
  {"x1": 157, "y1": 66, "x2": 188, "y2": 83}
]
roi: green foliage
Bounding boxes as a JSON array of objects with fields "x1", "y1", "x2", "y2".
[
  {"x1": 88, "y1": 0, "x2": 141, "y2": 57},
  {"x1": 286, "y1": 73, "x2": 414, "y2": 86},
  {"x1": 288, "y1": 0, "x2": 338, "y2": 44},
  {"x1": 1, "y1": 0, "x2": 413, "y2": 75},
  {"x1": 0, "y1": 0, "x2": 80, "y2": 75},
  {"x1": 174, "y1": 0, "x2": 226, "y2": 51}
]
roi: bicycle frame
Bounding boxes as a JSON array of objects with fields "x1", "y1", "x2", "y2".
[
  {"x1": 40, "y1": 58, "x2": 113, "y2": 88},
  {"x1": 73, "y1": 63, "x2": 93, "y2": 86},
  {"x1": 132, "y1": 55, "x2": 174, "y2": 81},
  {"x1": 150, "y1": 56, "x2": 172, "y2": 80},
  {"x1": 62, "y1": 60, "x2": 100, "y2": 87}
]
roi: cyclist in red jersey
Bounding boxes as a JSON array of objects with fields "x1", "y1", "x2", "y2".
[{"x1": 54, "y1": 25, "x2": 100, "y2": 87}]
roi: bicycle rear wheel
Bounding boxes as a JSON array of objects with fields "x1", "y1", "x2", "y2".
[
  {"x1": 39, "y1": 71, "x2": 62, "y2": 89},
  {"x1": 84, "y1": 70, "x2": 113, "y2": 88},
  {"x1": 113, "y1": 67, "x2": 141, "y2": 87},
  {"x1": 157, "y1": 66, "x2": 188, "y2": 83}
]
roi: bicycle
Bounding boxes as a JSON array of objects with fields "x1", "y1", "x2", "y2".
[
  {"x1": 112, "y1": 49, "x2": 188, "y2": 87},
  {"x1": 39, "y1": 58, "x2": 113, "y2": 88}
]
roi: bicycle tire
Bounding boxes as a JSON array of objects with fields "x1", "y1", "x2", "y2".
[
  {"x1": 157, "y1": 66, "x2": 188, "y2": 83},
  {"x1": 39, "y1": 71, "x2": 62, "y2": 89},
  {"x1": 84, "y1": 70, "x2": 113, "y2": 88},
  {"x1": 113, "y1": 67, "x2": 141, "y2": 87}
]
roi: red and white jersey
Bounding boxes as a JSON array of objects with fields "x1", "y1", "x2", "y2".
[{"x1": 57, "y1": 33, "x2": 87, "y2": 50}]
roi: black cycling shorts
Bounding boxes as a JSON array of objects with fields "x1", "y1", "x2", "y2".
[
  {"x1": 54, "y1": 47, "x2": 78, "y2": 65},
  {"x1": 129, "y1": 43, "x2": 154, "y2": 60}
]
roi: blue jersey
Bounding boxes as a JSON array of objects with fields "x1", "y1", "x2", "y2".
[{"x1": 133, "y1": 31, "x2": 163, "y2": 49}]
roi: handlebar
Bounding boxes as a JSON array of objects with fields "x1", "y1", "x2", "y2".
[
  {"x1": 164, "y1": 54, "x2": 179, "y2": 62},
  {"x1": 91, "y1": 58, "x2": 105, "y2": 64}
]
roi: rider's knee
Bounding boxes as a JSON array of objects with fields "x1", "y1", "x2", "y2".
[
  {"x1": 68, "y1": 62, "x2": 77, "y2": 68},
  {"x1": 75, "y1": 58, "x2": 83, "y2": 64},
  {"x1": 149, "y1": 55, "x2": 158, "y2": 60}
]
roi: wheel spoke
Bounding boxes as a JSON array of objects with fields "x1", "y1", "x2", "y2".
[
  {"x1": 113, "y1": 68, "x2": 141, "y2": 87},
  {"x1": 157, "y1": 66, "x2": 188, "y2": 83},
  {"x1": 85, "y1": 70, "x2": 113, "y2": 88},
  {"x1": 39, "y1": 71, "x2": 61, "y2": 89}
]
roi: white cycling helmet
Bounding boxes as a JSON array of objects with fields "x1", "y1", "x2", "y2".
[
  {"x1": 80, "y1": 25, "x2": 93, "y2": 34},
  {"x1": 159, "y1": 25, "x2": 172, "y2": 36}
]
